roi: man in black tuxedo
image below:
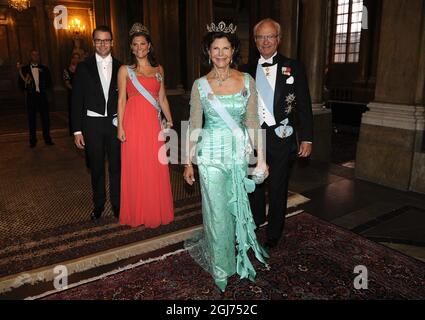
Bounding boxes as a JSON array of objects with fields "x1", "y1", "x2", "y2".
[
  {"x1": 72, "y1": 25, "x2": 122, "y2": 220},
  {"x1": 18, "y1": 50, "x2": 54, "y2": 148},
  {"x1": 246, "y1": 18, "x2": 313, "y2": 249}
]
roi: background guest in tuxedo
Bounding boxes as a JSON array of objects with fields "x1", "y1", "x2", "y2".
[
  {"x1": 72, "y1": 25, "x2": 122, "y2": 220},
  {"x1": 18, "y1": 50, "x2": 54, "y2": 148},
  {"x1": 246, "y1": 18, "x2": 313, "y2": 249},
  {"x1": 63, "y1": 52, "x2": 81, "y2": 136}
]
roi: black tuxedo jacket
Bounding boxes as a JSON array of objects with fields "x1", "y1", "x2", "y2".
[
  {"x1": 245, "y1": 54, "x2": 313, "y2": 143},
  {"x1": 18, "y1": 64, "x2": 52, "y2": 94},
  {"x1": 71, "y1": 55, "x2": 122, "y2": 133}
]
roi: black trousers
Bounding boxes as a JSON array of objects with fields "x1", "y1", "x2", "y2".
[
  {"x1": 26, "y1": 92, "x2": 52, "y2": 144},
  {"x1": 83, "y1": 116, "x2": 121, "y2": 210},
  {"x1": 249, "y1": 129, "x2": 297, "y2": 241}
]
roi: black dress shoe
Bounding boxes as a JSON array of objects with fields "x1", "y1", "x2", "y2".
[
  {"x1": 45, "y1": 140, "x2": 55, "y2": 146},
  {"x1": 30, "y1": 141, "x2": 37, "y2": 148},
  {"x1": 90, "y1": 207, "x2": 103, "y2": 220},
  {"x1": 264, "y1": 238, "x2": 278, "y2": 249},
  {"x1": 113, "y1": 206, "x2": 120, "y2": 218}
]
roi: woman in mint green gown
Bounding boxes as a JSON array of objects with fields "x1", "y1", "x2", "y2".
[{"x1": 183, "y1": 23, "x2": 269, "y2": 292}]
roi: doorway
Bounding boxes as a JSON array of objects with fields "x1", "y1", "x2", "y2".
[{"x1": 0, "y1": 6, "x2": 38, "y2": 113}]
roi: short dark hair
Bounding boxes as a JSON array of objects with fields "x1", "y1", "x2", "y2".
[
  {"x1": 92, "y1": 25, "x2": 113, "y2": 40},
  {"x1": 201, "y1": 31, "x2": 241, "y2": 68}
]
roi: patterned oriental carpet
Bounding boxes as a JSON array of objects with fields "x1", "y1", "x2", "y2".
[
  {"x1": 0, "y1": 196, "x2": 202, "y2": 279},
  {"x1": 44, "y1": 213, "x2": 425, "y2": 300},
  {"x1": 0, "y1": 189, "x2": 304, "y2": 280}
]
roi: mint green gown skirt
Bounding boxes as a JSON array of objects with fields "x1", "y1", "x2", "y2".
[{"x1": 185, "y1": 76, "x2": 269, "y2": 292}]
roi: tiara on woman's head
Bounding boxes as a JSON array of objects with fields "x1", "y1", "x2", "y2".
[
  {"x1": 129, "y1": 23, "x2": 150, "y2": 36},
  {"x1": 206, "y1": 21, "x2": 237, "y2": 34}
]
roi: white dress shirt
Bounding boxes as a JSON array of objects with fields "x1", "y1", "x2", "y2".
[
  {"x1": 30, "y1": 64, "x2": 40, "y2": 93},
  {"x1": 87, "y1": 53, "x2": 113, "y2": 117}
]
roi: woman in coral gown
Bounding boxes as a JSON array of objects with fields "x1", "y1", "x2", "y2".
[{"x1": 117, "y1": 23, "x2": 174, "y2": 228}]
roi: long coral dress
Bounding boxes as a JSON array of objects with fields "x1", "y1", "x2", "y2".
[{"x1": 120, "y1": 69, "x2": 174, "y2": 228}]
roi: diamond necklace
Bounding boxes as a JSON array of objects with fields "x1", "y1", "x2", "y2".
[{"x1": 213, "y1": 67, "x2": 231, "y2": 86}]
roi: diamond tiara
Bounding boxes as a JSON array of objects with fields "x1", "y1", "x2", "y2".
[
  {"x1": 206, "y1": 21, "x2": 237, "y2": 34},
  {"x1": 129, "y1": 23, "x2": 150, "y2": 36}
]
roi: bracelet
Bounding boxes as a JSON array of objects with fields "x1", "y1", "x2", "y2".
[{"x1": 184, "y1": 163, "x2": 192, "y2": 167}]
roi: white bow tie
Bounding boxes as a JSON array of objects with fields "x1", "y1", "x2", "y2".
[
  {"x1": 96, "y1": 55, "x2": 112, "y2": 64},
  {"x1": 258, "y1": 57, "x2": 273, "y2": 65}
]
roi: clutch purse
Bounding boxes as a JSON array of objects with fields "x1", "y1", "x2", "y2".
[{"x1": 251, "y1": 169, "x2": 265, "y2": 184}]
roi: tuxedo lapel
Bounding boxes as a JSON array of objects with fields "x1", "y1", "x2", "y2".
[
  {"x1": 273, "y1": 55, "x2": 285, "y2": 116},
  {"x1": 108, "y1": 58, "x2": 119, "y2": 99},
  {"x1": 87, "y1": 56, "x2": 104, "y2": 97},
  {"x1": 38, "y1": 66, "x2": 46, "y2": 84}
]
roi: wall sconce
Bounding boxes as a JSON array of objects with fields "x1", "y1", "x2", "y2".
[
  {"x1": 67, "y1": 18, "x2": 88, "y2": 61},
  {"x1": 8, "y1": 0, "x2": 31, "y2": 12},
  {"x1": 67, "y1": 18, "x2": 86, "y2": 38}
]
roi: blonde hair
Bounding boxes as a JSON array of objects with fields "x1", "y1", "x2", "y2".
[{"x1": 253, "y1": 18, "x2": 281, "y2": 38}]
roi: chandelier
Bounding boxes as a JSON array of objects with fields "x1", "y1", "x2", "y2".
[
  {"x1": 8, "y1": 0, "x2": 31, "y2": 12},
  {"x1": 67, "y1": 18, "x2": 86, "y2": 36}
]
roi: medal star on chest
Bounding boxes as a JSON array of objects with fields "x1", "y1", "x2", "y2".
[
  {"x1": 285, "y1": 104, "x2": 294, "y2": 114},
  {"x1": 285, "y1": 93, "x2": 296, "y2": 104},
  {"x1": 285, "y1": 93, "x2": 296, "y2": 114}
]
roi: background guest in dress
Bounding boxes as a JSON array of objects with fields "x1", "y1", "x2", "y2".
[
  {"x1": 18, "y1": 50, "x2": 54, "y2": 148},
  {"x1": 72, "y1": 25, "x2": 122, "y2": 220},
  {"x1": 117, "y1": 23, "x2": 174, "y2": 228},
  {"x1": 63, "y1": 53, "x2": 81, "y2": 136},
  {"x1": 183, "y1": 22, "x2": 269, "y2": 292}
]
